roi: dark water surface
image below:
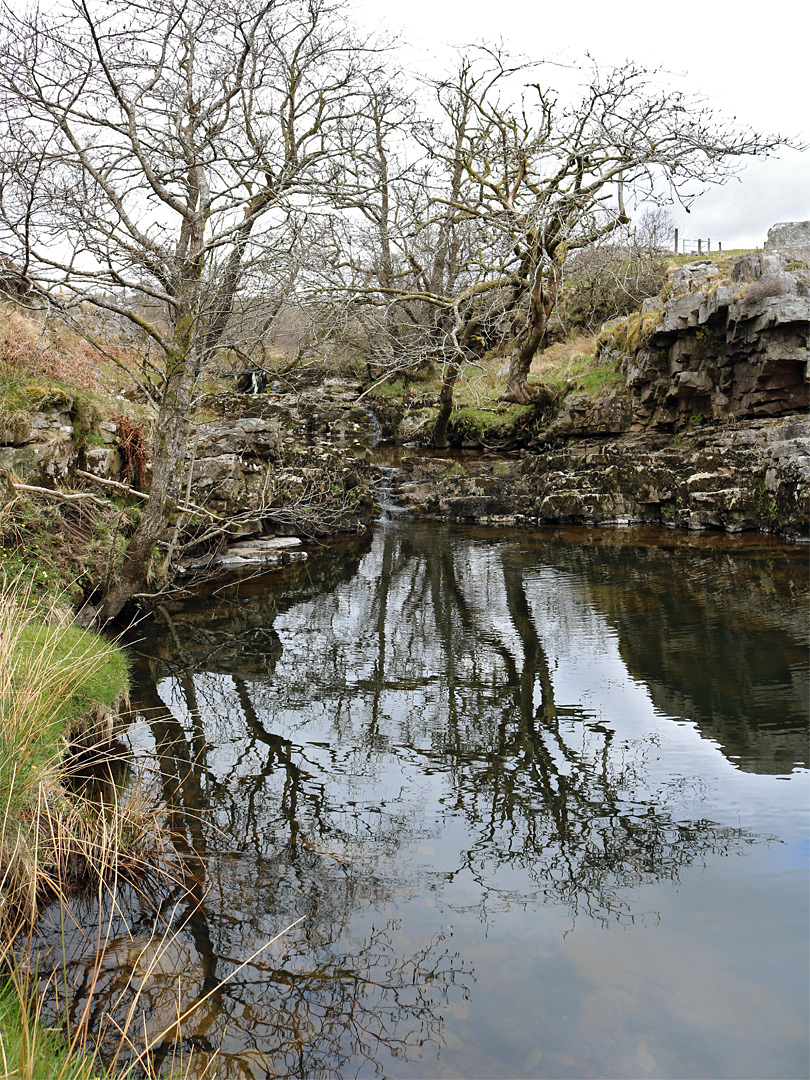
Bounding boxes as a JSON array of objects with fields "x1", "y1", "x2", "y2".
[{"x1": 52, "y1": 525, "x2": 810, "y2": 1077}]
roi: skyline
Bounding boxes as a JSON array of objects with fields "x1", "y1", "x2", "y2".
[{"x1": 354, "y1": 0, "x2": 808, "y2": 250}]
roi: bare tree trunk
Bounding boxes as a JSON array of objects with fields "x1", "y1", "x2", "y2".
[
  {"x1": 502, "y1": 267, "x2": 556, "y2": 405},
  {"x1": 502, "y1": 321, "x2": 544, "y2": 405},
  {"x1": 97, "y1": 361, "x2": 193, "y2": 622},
  {"x1": 433, "y1": 358, "x2": 461, "y2": 448},
  {"x1": 502, "y1": 344, "x2": 535, "y2": 405}
]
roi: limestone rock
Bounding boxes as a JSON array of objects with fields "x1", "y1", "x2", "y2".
[
  {"x1": 387, "y1": 416, "x2": 810, "y2": 541},
  {"x1": 764, "y1": 220, "x2": 810, "y2": 256},
  {"x1": 604, "y1": 254, "x2": 810, "y2": 429},
  {"x1": 731, "y1": 252, "x2": 789, "y2": 282},
  {"x1": 83, "y1": 446, "x2": 122, "y2": 479},
  {"x1": 177, "y1": 535, "x2": 307, "y2": 574}
]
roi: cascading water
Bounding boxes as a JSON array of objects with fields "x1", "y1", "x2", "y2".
[{"x1": 374, "y1": 464, "x2": 411, "y2": 521}]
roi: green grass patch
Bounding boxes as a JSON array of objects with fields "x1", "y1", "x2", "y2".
[
  {"x1": 0, "y1": 585, "x2": 135, "y2": 921},
  {"x1": 450, "y1": 403, "x2": 537, "y2": 441},
  {"x1": 0, "y1": 981, "x2": 110, "y2": 1079},
  {"x1": 532, "y1": 333, "x2": 625, "y2": 399},
  {"x1": 669, "y1": 248, "x2": 756, "y2": 266}
]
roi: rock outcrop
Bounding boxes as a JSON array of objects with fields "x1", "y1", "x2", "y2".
[
  {"x1": 190, "y1": 412, "x2": 374, "y2": 539},
  {"x1": 0, "y1": 385, "x2": 376, "y2": 549},
  {"x1": 388, "y1": 415, "x2": 810, "y2": 541},
  {"x1": 764, "y1": 220, "x2": 810, "y2": 257},
  {"x1": 598, "y1": 253, "x2": 809, "y2": 430},
  {"x1": 0, "y1": 394, "x2": 122, "y2": 485}
]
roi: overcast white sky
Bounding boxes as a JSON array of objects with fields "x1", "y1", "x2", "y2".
[{"x1": 353, "y1": 0, "x2": 808, "y2": 250}]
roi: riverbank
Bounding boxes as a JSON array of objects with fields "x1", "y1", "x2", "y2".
[
  {"x1": 380, "y1": 414, "x2": 809, "y2": 541},
  {"x1": 0, "y1": 583, "x2": 175, "y2": 1078},
  {"x1": 2, "y1": 243, "x2": 808, "y2": 620}
]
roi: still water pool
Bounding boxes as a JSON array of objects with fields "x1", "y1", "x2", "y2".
[{"x1": 51, "y1": 525, "x2": 810, "y2": 1077}]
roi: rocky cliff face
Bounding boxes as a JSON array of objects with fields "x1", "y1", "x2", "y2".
[
  {"x1": 0, "y1": 386, "x2": 376, "y2": 549},
  {"x1": 598, "y1": 252, "x2": 809, "y2": 430}
]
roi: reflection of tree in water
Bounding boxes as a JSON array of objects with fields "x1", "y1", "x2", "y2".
[
  {"x1": 32, "y1": 883, "x2": 468, "y2": 1079},
  {"x1": 62, "y1": 522, "x2": 788, "y2": 1075},
  {"x1": 112, "y1": 667, "x2": 470, "y2": 1076},
  {"x1": 361, "y1": 529, "x2": 758, "y2": 924}
]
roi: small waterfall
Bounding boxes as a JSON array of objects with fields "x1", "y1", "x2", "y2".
[
  {"x1": 374, "y1": 465, "x2": 411, "y2": 522},
  {"x1": 364, "y1": 407, "x2": 383, "y2": 448}
]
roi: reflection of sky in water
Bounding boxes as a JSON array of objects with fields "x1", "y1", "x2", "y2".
[{"x1": 118, "y1": 525, "x2": 809, "y2": 1079}]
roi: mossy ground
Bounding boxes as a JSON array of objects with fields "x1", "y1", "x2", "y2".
[
  {"x1": 365, "y1": 330, "x2": 624, "y2": 445},
  {"x1": 597, "y1": 311, "x2": 661, "y2": 357}
]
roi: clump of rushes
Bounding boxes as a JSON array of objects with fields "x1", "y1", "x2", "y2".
[
  {"x1": 0, "y1": 580, "x2": 215, "y2": 1079},
  {"x1": 0, "y1": 581, "x2": 161, "y2": 930}
]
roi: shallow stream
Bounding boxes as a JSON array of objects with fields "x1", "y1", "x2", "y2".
[{"x1": 40, "y1": 522, "x2": 810, "y2": 1078}]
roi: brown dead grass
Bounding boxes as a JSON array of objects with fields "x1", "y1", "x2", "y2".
[
  {"x1": 531, "y1": 332, "x2": 599, "y2": 379},
  {"x1": 0, "y1": 307, "x2": 105, "y2": 395},
  {"x1": 0, "y1": 305, "x2": 147, "y2": 398}
]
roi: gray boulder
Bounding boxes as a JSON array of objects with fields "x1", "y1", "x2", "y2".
[{"x1": 764, "y1": 221, "x2": 810, "y2": 256}]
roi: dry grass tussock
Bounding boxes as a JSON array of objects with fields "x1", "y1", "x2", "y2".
[{"x1": 531, "y1": 332, "x2": 600, "y2": 380}]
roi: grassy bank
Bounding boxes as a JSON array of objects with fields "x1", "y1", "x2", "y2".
[
  {"x1": 0, "y1": 979, "x2": 110, "y2": 1079},
  {"x1": 0, "y1": 582, "x2": 170, "y2": 1078},
  {"x1": 0, "y1": 584, "x2": 140, "y2": 922}
]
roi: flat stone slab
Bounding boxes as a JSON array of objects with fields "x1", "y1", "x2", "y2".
[
  {"x1": 226, "y1": 537, "x2": 302, "y2": 556},
  {"x1": 177, "y1": 536, "x2": 306, "y2": 574}
]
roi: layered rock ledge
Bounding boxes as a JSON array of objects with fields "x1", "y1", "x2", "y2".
[
  {"x1": 388, "y1": 415, "x2": 810, "y2": 541},
  {"x1": 598, "y1": 251, "x2": 809, "y2": 430}
]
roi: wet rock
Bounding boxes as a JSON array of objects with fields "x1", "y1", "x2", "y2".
[
  {"x1": 177, "y1": 536, "x2": 307, "y2": 574},
  {"x1": 387, "y1": 416, "x2": 809, "y2": 541}
]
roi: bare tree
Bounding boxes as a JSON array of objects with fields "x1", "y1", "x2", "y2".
[
  {"x1": 445, "y1": 55, "x2": 786, "y2": 403},
  {"x1": 332, "y1": 56, "x2": 509, "y2": 445},
  {"x1": 343, "y1": 50, "x2": 786, "y2": 427},
  {"x1": 0, "y1": 0, "x2": 378, "y2": 619}
]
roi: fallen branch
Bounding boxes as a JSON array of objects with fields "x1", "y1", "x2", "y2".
[
  {"x1": 6, "y1": 477, "x2": 109, "y2": 509},
  {"x1": 75, "y1": 469, "x2": 148, "y2": 501}
]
